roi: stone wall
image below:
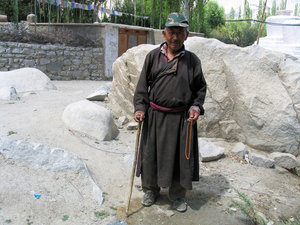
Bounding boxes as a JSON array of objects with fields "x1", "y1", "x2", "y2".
[{"x1": 0, "y1": 41, "x2": 106, "y2": 81}]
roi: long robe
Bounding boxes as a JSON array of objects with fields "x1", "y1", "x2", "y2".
[{"x1": 133, "y1": 44, "x2": 206, "y2": 190}]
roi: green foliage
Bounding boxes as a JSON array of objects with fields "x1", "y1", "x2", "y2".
[
  {"x1": 272, "y1": 0, "x2": 277, "y2": 15},
  {"x1": 244, "y1": 0, "x2": 253, "y2": 19},
  {"x1": 204, "y1": 0, "x2": 226, "y2": 31},
  {"x1": 7, "y1": 131, "x2": 17, "y2": 136},
  {"x1": 62, "y1": 215, "x2": 69, "y2": 222},
  {"x1": 207, "y1": 20, "x2": 262, "y2": 47},
  {"x1": 280, "y1": 0, "x2": 285, "y2": 10},
  {"x1": 0, "y1": 0, "x2": 31, "y2": 22},
  {"x1": 279, "y1": 219, "x2": 300, "y2": 225},
  {"x1": 5, "y1": 220, "x2": 12, "y2": 224},
  {"x1": 229, "y1": 7, "x2": 235, "y2": 20},
  {"x1": 231, "y1": 188, "x2": 267, "y2": 225},
  {"x1": 94, "y1": 211, "x2": 109, "y2": 220},
  {"x1": 295, "y1": 3, "x2": 299, "y2": 16}
]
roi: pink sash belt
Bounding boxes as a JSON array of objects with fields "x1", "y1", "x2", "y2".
[{"x1": 150, "y1": 101, "x2": 186, "y2": 113}]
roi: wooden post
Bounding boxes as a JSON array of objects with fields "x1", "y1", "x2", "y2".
[{"x1": 257, "y1": 0, "x2": 267, "y2": 45}]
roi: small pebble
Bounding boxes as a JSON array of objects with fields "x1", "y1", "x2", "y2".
[{"x1": 230, "y1": 207, "x2": 237, "y2": 212}]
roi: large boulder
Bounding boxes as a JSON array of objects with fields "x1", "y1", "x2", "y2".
[
  {"x1": 62, "y1": 100, "x2": 119, "y2": 141},
  {"x1": 0, "y1": 67, "x2": 57, "y2": 92},
  {"x1": 0, "y1": 137, "x2": 104, "y2": 205},
  {"x1": 109, "y1": 37, "x2": 300, "y2": 156}
]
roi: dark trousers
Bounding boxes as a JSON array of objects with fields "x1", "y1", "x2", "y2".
[{"x1": 142, "y1": 179, "x2": 186, "y2": 201}]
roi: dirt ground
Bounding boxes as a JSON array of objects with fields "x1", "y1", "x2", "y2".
[{"x1": 0, "y1": 80, "x2": 299, "y2": 225}]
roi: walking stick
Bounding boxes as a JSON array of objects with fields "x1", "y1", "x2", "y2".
[{"x1": 126, "y1": 121, "x2": 142, "y2": 215}]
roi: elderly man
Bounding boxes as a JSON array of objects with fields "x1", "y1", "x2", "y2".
[{"x1": 133, "y1": 12, "x2": 206, "y2": 212}]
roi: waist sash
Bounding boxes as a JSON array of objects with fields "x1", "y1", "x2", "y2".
[{"x1": 150, "y1": 101, "x2": 186, "y2": 113}]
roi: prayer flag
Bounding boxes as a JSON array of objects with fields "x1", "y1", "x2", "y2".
[
  {"x1": 101, "y1": 7, "x2": 105, "y2": 12},
  {"x1": 61, "y1": 0, "x2": 65, "y2": 7},
  {"x1": 71, "y1": 2, "x2": 75, "y2": 8}
]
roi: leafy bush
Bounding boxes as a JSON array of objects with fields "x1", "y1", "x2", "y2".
[{"x1": 207, "y1": 21, "x2": 262, "y2": 47}]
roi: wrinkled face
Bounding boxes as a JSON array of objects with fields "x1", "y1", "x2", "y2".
[{"x1": 163, "y1": 27, "x2": 189, "y2": 53}]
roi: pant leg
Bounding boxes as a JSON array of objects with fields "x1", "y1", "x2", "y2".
[
  {"x1": 142, "y1": 184, "x2": 160, "y2": 196},
  {"x1": 168, "y1": 179, "x2": 186, "y2": 201}
]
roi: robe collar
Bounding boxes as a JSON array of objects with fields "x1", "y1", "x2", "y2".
[{"x1": 160, "y1": 42, "x2": 185, "y2": 62}]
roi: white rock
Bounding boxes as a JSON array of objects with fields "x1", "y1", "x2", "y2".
[
  {"x1": 0, "y1": 86, "x2": 19, "y2": 101},
  {"x1": 109, "y1": 37, "x2": 300, "y2": 156},
  {"x1": 0, "y1": 137, "x2": 104, "y2": 205},
  {"x1": 0, "y1": 68, "x2": 57, "y2": 92},
  {"x1": 251, "y1": 153, "x2": 275, "y2": 168},
  {"x1": 127, "y1": 122, "x2": 139, "y2": 130},
  {"x1": 198, "y1": 138, "x2": 225, "y2": 162},
  {"x1": 62, "y1": 100, "x2": 119, "y2": 141},
  {"x1": 86, "y1": 90, "x2": 108, "y2": 101},
  {"x1": 269, "y1": 152, "x2": 299, "y2": 169},
  {"x1": 118, "y1": 116, "x2": 129, "y2": 126},
  {"x1": 232, "y1": 142, "x2": 249, "y2": 159}
]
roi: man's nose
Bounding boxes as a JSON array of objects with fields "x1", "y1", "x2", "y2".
[{"x1": 173, "y1": 33, "x2": 179, "y2": 39}]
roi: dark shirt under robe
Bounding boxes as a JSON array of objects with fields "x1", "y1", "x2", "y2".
[{"x1": 134, "y1": 43, "x2": 207, "y2": 190}]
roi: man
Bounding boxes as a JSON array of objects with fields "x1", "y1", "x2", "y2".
[{"x1": 133, "y1": 12, "x2": 206, "y2": 212}]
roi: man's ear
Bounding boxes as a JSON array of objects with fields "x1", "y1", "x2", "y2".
[
  {"x1": 185, "y1": 31, "x2": 189, "y2": 40},
  {"x1": 162, "y1": 30, "x2": 167, "y2": 40}
]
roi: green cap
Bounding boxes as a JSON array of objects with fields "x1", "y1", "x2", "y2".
[{"x1": 165, "y1": 12, "x2": 189, "y2": 28}]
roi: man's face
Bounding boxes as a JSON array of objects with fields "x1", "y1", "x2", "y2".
[{"x1": 163, "y1": 27, "x2": 189, "y2": 53}]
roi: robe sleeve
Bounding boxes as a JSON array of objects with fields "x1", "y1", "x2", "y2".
[
  {"x1": 190, "y1": 53, "x2": 207, "y2": 115},
  {"x1": 133, "y1": 51, "x2": 153, "y2": 113}
]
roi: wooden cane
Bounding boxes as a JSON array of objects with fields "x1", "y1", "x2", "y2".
[{"x1": 126, "y1": 121, "x2": 142, "y2": 215}]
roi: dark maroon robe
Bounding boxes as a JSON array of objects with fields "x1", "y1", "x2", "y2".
[{"x1": 134, "y1": 43, "x2": 206, "y2": 190}]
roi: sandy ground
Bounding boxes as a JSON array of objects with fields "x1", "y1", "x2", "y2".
[{"x1": 0, "y1": 80, "x2": 300, "y2": 225}]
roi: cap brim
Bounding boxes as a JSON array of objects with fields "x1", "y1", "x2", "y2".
[{"x1": 165, "y1": 22, "x2": 189, "y2": 28}]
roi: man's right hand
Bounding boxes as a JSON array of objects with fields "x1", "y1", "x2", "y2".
[{"x1": 134, "y1": 111, "x2": 145, "y2": 122}]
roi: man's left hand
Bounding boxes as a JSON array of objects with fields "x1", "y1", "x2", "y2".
[{"x1": 187, "y1": 109, "x2": 199, "y2": 125}]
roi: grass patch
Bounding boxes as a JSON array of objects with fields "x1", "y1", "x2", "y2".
[
  {"x1": 7, "y1": 131, "x2": 17, "y2": 136},
  {"x1": 231, "y1": 188, "x2": 267, "y2": 225},
  {"x1": 94, "y1": 211, "x2": 109, "y2": 220},
  {"x1": 62, "y1": 215, "x2": 69, "y2": 222}
]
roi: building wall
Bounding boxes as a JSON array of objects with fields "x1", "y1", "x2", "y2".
[
  {"x1": 0, "y1": 22, "x2": 204, "y2": 80},
  {"x1": 0, "y1": 41, "x2": 106, "y2": 80}
]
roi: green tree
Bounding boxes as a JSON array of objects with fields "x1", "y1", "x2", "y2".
[
  {"x1": 229, "y1": 7, "x2": 235, "y2": 19},
  {"x1": 295, "y1": 3, "x2": 299, "y2": 16},
  {"x1": 244, "y1": 0, "x2": 252, "y2": 19},
  {"x1": 257, "y1": 0, "x2": 262, "y2": 20},
  {"x1": 271, "y1": 0, "x2": 277, "y2": 15},
  {"x1": 238, "y1": 5, "x2": 241, "y2": 18},
  {"x1": 280, "y1": 0, "x2": 285, "y2": 10},
  {"x1": 204, "y1": 0, "x2": 225, "y2": 31},
  {"x1": 0, "y1": 0, "x2": 31, "y2": 22},
  {"x1": 189, "y1": 0, "x2": 209, "y2": 33}
]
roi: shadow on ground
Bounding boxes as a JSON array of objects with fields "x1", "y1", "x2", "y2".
[{"x1": 117, "y1": 174, "x2": 251, "y2": 225}]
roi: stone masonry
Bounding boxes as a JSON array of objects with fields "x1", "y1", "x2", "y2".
[{"x1": 0, "y1": 42, "x2": 106, "y2": 81}]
